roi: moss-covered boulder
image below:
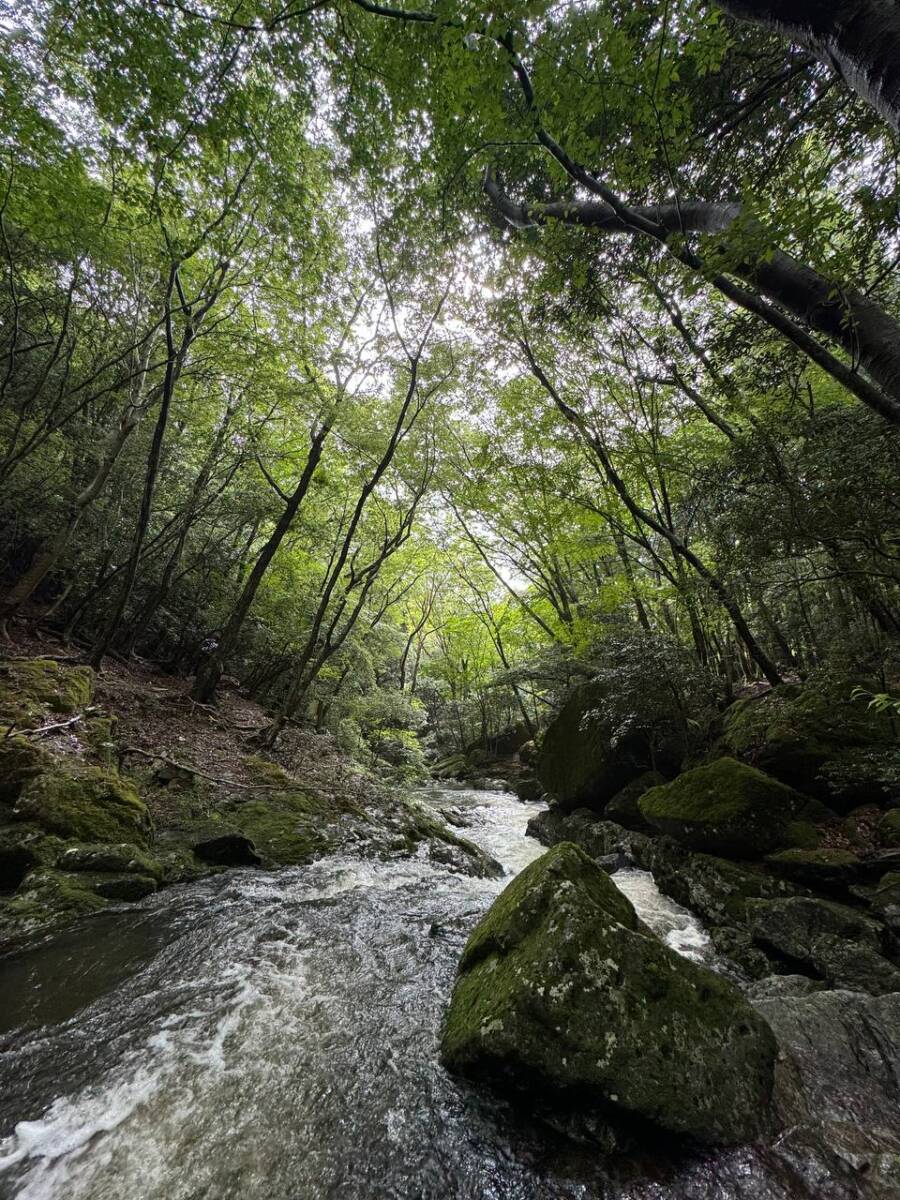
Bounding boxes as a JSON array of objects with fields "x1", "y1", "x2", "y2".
[
  {"x1": 638, "y1": 758, "x2": 810, "y2": 858},
  {"x1": 748, "y1": 896, "x2": 900, "y2": 995},
  {"x1": 441, "y1": 842, "x2": 776, "y2": 1147},
  {"x1": 642, "y1": 839, "x2": 803, "y2": 927},
  {"x1": 764, "y1": 848, "x2": 863, "y2": 890},
  {"x1": 535, "y1": 680, "x2": 657, "y2": 812},
  {"x1": 605, "y1": 771, "x2": 664, "y2": 831},
  {"x1": 13, "y1": 765, "x2": 151, "y2": 844},
  {"x1": 0, "y1": 736, "x2": 50, "y2": 802},
  {"x1": 721, "y1": 679, "x2": 898, "y2": 802},
  {"x1": 57, "y1": 841, "x2": 163, "y2": 880},
  {"x1": 0, "y1": 658, "x2": 94, "y2": 728}
]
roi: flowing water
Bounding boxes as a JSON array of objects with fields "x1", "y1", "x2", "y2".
[{"x1": 0, "y1": 788, "x2": 726, "y2": 1200}]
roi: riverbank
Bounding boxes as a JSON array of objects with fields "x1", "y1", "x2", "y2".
[{"x1": 0, "y1": 641, "x2": 498, "y2": 954}]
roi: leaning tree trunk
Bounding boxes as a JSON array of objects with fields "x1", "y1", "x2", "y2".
[{"x1": 719, "y1": 0, "x2": 900, "y2": 134}]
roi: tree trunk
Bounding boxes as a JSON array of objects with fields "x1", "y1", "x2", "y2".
[
  {"x1": 190, "y1": 422, "x2": 331, "y2": 702},
  {"x1": 719, "y1": 0, "x2": 900, "y2": 134}
]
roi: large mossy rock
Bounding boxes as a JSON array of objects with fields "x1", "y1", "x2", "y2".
[
  {"x1": 721, "y1": 679, "x2": 899, "y2": 804},
  {"x1": 12, "y1": 765, "x2": 151, "y2": 844},
  {"x1": 441, "y1": 842, "x2": 776, "y2": 1147},
  {"x1": 605, "y1": 771, "x2": 664, "y2": 831},
  {"x1": 0, "y1": 658, "x2": 94, "y2": 728},
  {"x1": 535, "y1": 680, "x2": 655, "y2": 812},
  {"x1": 638, "y1": 758, "x2": 810, "y2": 858}
]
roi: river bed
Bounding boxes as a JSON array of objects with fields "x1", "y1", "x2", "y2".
[{"x1": 0, "y1": 787, "x2": 745, "y2": 1200}]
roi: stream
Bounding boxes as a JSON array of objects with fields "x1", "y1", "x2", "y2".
[{"x1": 0, "y1": 787, "x2": 728, "y2": 1200}]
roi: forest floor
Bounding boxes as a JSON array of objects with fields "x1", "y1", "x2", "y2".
[{"x1": 2, "y1": 626, "x2": 378, "y2": 823}]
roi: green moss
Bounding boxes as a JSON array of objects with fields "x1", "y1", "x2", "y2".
[
  {"x1": 442, "y1": 841, "x2": 776, "y2": 1147},
  {"x1": 877, "y1": 809, "x2": 900, "y2": 848},
  {"x1": 639, "y1": 757, "x2": 806, "y2": 857},
  {"x1": 460, "y1": 844, "x2": 638, "y2": 974},
  {"x1": 243, "y1": 755, "x2": 293, "y2": 788},
  {"x1": 782, "y1": 820, "x2": 821, "y2": 849},
  {"x1": 0, "y1": 735, "x2": 50, "y2": 802},
  {"x1": 765, "y1": 847, "x2": 860, "y2": 888},
  {"x1": 0, "y1": 867, "x2": 107, "y2": 951},
  {"x1": 0, "y1": 658, "x2": 94, "y2": 728},
  {"x1": 721, "y1": 678, "x2": 898, "y2": 795},
  {"x1": 56, "y1": 841, "x2": 163, "y2": 880},
  {"x1": 14, "y1": 765, "x2": 151, "y2": 844},
  {"x1": 228, "y1": 790, "x2": 332, "y2": 865}
]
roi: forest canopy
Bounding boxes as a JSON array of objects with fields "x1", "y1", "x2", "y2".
[{"x1": 1, "y1": 0, "x2": 899, "y2": 767}]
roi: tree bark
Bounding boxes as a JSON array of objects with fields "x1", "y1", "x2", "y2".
[{"x1": 719, "y1": 0, "x2": 900, "y2": 134}]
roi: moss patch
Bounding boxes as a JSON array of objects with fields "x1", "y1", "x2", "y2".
[
  {"x1": 443, "y1": 842, "x2": 776, "y2": 1147},
  {"x1": 0, "y1": 658, "x2": 94, "y2": 729},
  {"x1": 14, "y1": 765, "x2": 151, "y2": 844},
  {"x1": 639, "y1": 758, "x2": 806, "y2": 857},
  {"x1": 877, "y1": 809, "x2": 900, "y2": 848}
]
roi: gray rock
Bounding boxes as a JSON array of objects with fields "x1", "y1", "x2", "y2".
[
  {"x1": 748, "y1": 896, "x2": 900, "y2": 995},
  {"x1": 754, "y1": 990, "x2": 900, "y2": 1196}
]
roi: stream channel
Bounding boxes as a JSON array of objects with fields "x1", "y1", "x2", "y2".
[{"x1": 0, "y1": 787, "x2": 736, "y2": 1199}]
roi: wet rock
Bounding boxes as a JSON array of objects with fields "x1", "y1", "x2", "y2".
[
  {"x1": 765, "y1": 847, "x2": 864, "y2": 890},
  {"x1": 604, "y1": 771, "x2": 663, "y2": 831},
  {"x1": 638, "y1": 757, "x2": 812, "y2": 858},
  {"x1": 442, "y1": 842, "x2": 776, "y2": 1147},
  {"x1": 58, "y1": 842, "x2": 163, "y2": 880},
  {"x1": 193, "y1": 833, "x2": 262, "y2": 866},
  {"x1": 745, "y1": 974, "x2": 827, "y2": 1001},
  {"x1": 755, "y1": 989, "x2": 900, "y2": 1196},
  {"x1": 526, "y1": 807, "x2": 650, "y2": 861},
  {"x1": 0, "y1": 823, "x2": 58, "y2": 890},
  {"x1": 513, "y1": 775, "x2": 544, "y2": 803},
  {"x1": 641, "y1": 839, "x2": 803, "y2": 926},
  {"x1": 748, "y1": 895, "x2": 900, "y2": 994},
  {"x1": 92, "y1": 873, "x2": 158, "y2": 901}
]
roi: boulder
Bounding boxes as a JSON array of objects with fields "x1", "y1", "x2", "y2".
[
  {"x1": 747, "y1": 895, "x2": 900, "y2": 994},
  {"x1": 0, "y1": 736, "x2": 49, "y2": 802},
  {"x1": 513, "y1": 775, "x2": 544, "y2": 803},
  {"x1": 641, "y1": 839, "x2": 803, "y2": 927},
  {"x1": 441, "y1": 842, "x2": 776, "y2": 1147},
  {"x1": 57, "y1": 841, "x2": 163, "y2": 880},
  {"x1": 517, "y1": 739, "x2": 537, "y2": 767},
  {"x1": 721, "y1": 679, "x2": 898, "y2": 803},
  {"x1": 92, "y1": 873, "x2": 158, "y2": 901},
  {"x1": 192, "y1": 833, "x2": 262, "y2": 866},
  {"x1": 764, "y1": 847, "x2": 863, "y2": 890},
  {"x1": 638, "y1": 757, "x2": 811, "y2": 858},
  {"x1": 526, "y1": 807, "x2": 650, "y2": 863},
  {"x1": 754, "y1": 990, "x2": 900, "y2": 1195},
  {"x1": 535, "y1": 680, "x2": 651, "y2": 811},
  {"x1": 0, "y1": 658, "x2": 95, "y2": 728},
  {"x1": 13, "y1": 765, "x2": 151, "y2": 844},
  {"x1": 604, "y1": 771, "x2": 664, "y2": 831},
  {"x1": 878, "y1": 809, "x2": 900, "y2": 848}
]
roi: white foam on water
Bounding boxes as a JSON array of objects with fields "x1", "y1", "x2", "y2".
[{"x1": 611, "y1": 868, "x2": 712, "y2": 962}]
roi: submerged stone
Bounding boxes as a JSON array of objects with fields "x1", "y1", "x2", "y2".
[{"x1": 441, "y1": 842, "x2": 776, "y2": 1147}]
